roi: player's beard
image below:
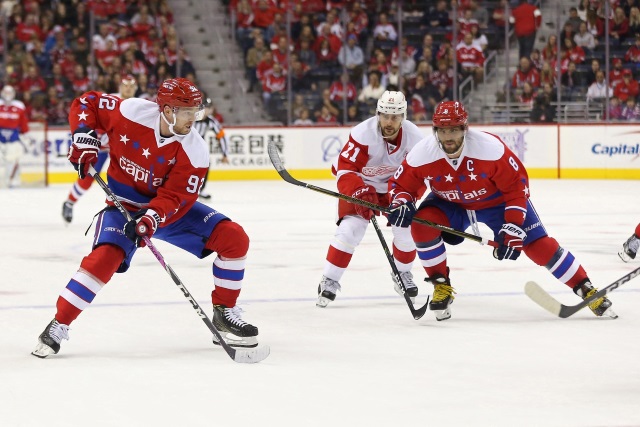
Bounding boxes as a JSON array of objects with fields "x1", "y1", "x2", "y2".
[
  {"x1": 381, "y1": 123, "x2": 401, "y2": 139},
  {"x1": 441, "y1": 137, "x2": 464, "y2": 157}
]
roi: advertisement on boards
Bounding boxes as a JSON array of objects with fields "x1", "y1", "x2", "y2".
[{"x1": 559, "y1": 126, "x2": 640, "y2": 178}]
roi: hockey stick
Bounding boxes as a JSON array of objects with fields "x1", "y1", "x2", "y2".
[
  {"x1": 370, "y1": 216, "x2": 429, "y2": 319},
  {"x1": 267, "y1": 141, "x2": 497, "y2": 248},
  {"x1": 88, "y1": 166, "x2": 270, "y2": 363},
  {"x1": 524, "y1": 265, "x2": 640, "y2": 318}
]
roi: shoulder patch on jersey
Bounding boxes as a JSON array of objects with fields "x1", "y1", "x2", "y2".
[
  {"x1": 406, "y1": 135, "x2": 443, "y2": 167},
  {"x1": 181, "y1": 132, "x2": 210, "y2": 168},
  {"x1": 349, "y1": 116, "x2": 381, "y2": 147},
  {"x1": 465, "y1": 129, "x2": 505, "y2": 161},
  {"x1": 120, "y1": 98, "x2": 160, "y2": 129}
]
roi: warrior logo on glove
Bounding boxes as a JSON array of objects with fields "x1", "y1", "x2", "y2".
[{"x1": 68, "y1": 129, "x2": 101, "y2": 179}]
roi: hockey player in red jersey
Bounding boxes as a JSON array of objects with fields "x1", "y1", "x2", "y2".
[
  {"x1": 387, "y1": 100, "x2": 616, "y2": 320},
  {"x1": 317, "y1": 91, "x2": 425, "y2": 307},
  {"x1": 0, "y1": 85, "x2": 29, "y2": 187},
  {"x1": 33, "y1": 78, "x2": 261, "y2": 358},
  {"x1": 61, "y1": 74, "x2": 138, "y2": 223},
  {"x1": 619, "y1": 223, "x2": 640, "y2": 262}
]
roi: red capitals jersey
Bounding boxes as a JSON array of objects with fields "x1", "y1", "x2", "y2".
[
  {"x1": 389, "y1": 129, "x2": 530, "y2": 226},
  {"x1": 455, "y1": 43, "x2": 485, "y2": 68},
  {"x1": 333, "y1": 116, "x2": 425, "y2": 195},
  {"x1": 68, "y1": 92, "x2": 209, "y2": 226},
  {"x1": 0, "y1": 100, "x2": 29, "y2": 135}
]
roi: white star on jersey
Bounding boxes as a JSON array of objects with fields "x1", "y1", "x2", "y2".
[
  {"x1": 168, "y1": 157, "x2": 176, "y2": 165},
  {"x1": 523, "y1": 186, "x2": 529, "y2": 196},
  {"x1": 469, "y1": 172, "x2": 477, "y2": 181},
  {"x1": 445, "y1": 174, "x2": 453, "y2": 182},
  {"x1": 142, "y1": 148, "x2": 151, "y2": 158},
  {"x1": 120, "y1": 135, "x2": 130, "y2": 144},
  {"x1": 79, "y1": 97, "x2": 88, "y2": 104},
  {"x1": 77, "y1": 111, "x2": 88, "y2": 121}
]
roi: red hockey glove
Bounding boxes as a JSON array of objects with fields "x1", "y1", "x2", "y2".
[
  {"x1": 388, "y1": 192, "x2": 416, "y2": 228},
  {"x1": 351, "y1": 185, "x2": 379, "y2": 220},
  {"x1": 68, "y1": 129, "x2": 100, "y2": 179},
  {"x1": 123, "y1": 209, "x2": 161, "y2": 247},
  {"x1": 493, "y1": 223, "x2": 526, "y2": 261}
]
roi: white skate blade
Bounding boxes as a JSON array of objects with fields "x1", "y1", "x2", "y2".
[
  {"x1": 618, "y1": 250, "x2": 634, "y2": 263},
  {"x1": 434, "y1": 308, "x2": 452, "y2": 321},
  {"x1": 601, "y1": 307, "x2": 619, "y2": 319},
  {"x1": 316, "y1": 296, "x2": 331, "y2": 308},
  {"x1": 212, "y1": 333, "x2": 258, "y2": 348},
  {"x1": 31, "y1": 342, "x2": 56, "y2": 358}
]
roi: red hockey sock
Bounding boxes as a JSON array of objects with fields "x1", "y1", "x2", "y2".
[
  {"x1": 55, "y1": 245, "x2": 125, "y2": 325},
  {"x1": 206, "y1": 221, "x2": 249, "y2": 308},
  {"x1": 524, "y1": 237, "x2": 588, "y2": 289}
]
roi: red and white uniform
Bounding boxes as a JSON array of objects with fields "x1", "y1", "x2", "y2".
[
  {"x1": 334, "y1": 117, "x2": 424, "y2": 197},
  {"x1": 389, "y1": 128, "x2": 590, "y2": 292},
  {"x1": 322, "y1": 117, "x2": 425, "y2": 282},
  {"x1": 0, "y1": 99, "x2": 29, "y2": 164},
  {"x1": 456, "y1": 42, "x2": 485, "y2": 68},
  {"x1": 389, "y1": 129, "x2": 528, "y2": 216},
  {"x1": 69, "y1": 93, "x2": 208, "y2": 225},
  {"x1": 0, "y1": 99, "x2": 29, "y2": 138}
]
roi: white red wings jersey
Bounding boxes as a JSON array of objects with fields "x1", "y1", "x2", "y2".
[
  {"x1": 333, "y1": 116, "x2": 425, "y2": 194},
  {"x1": 389, "y1": 129, "x2": 530, "y2": 225},
  {"x1": 0, "y1": 100, "x2": 29, "y2": 136},
  {"x1": 69, "y1": 92, "x2": 209, "y2": 226}
]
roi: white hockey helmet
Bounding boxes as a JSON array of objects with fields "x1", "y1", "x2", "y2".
[
  {"x1": 376, "y1": 90, "x2": 407, "y2": 120},
  {"x1": 1, "y1": 85, "x2": 15, "y2": 102}
]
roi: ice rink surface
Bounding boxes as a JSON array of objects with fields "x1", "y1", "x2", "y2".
[{"x1": 1, "y1": 178, "x2": 639, "y2": 427}]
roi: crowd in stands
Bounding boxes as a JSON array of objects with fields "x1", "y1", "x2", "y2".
[
  {"x1": 1, "y1": 0, "x2": 206, "y2": 126},
  {"x1": 12, "y1": 0, "x2": 640, "y2": 127},
  {"x1": 230, "y1": 0, "x2": 507, "y2": 124},
  {"x1": 508, "y1": 0, "x2": 640, "y2": 122}
]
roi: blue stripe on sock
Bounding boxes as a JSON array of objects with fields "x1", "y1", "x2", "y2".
[
  {"x1": 212, "y1": 265, "x2": 244, "y2": 281},
  {"x1": 417, "y1": 244, "x2": 445, "y2": 261},
  {"x1": 67, "y1": 279, "x2": 96, "y2": 303},
  {"x1": 552, "y1": 252, "x2": 575, "y2": 279}
]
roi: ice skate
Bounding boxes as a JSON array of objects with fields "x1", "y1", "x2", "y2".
[
  {"x1": 391, "y1": 271, "x2": 419, "y2": 303},
  {"x1": 427, "y1": 274, "x2": 456, "y2": 321},
  {"x1": 575, "y1": 280, "x2": 617, "y2": 319},
  {"x1": 198, "y1": 192, "x2": 211, "y2": 200},
  {"x1": 619, "y1": 234, "x2": 639, "y2": 262},
  {"x1": 317, "y1": 276, "x2": 341, "y2": 308},
  {"x1": 211, "y1": 305, "x2": 259, "y2": 348},
  {"x1": 32, "y1": 319, "x2": 70, "y2": 358},
  {"x1": 62, "y1": 201, "x2": 74, "y2": 223}
]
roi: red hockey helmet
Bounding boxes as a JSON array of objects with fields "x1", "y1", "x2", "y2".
[
  {"x1": 156, "y1": 78, "x2": 203, "y2": 110},
  {"x1": 432, "y1": 101, "x2": 468, "y2": 128}
]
